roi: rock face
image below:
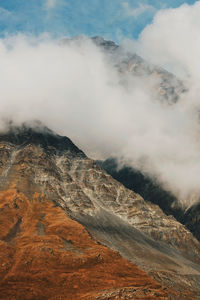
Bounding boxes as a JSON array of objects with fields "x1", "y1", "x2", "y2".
[
  {"x1": 181, "y1": 203, "x2": 200, "y2": 241},
  {"x1": 91, "y1": 36, "x2": 187, "y2": 104},
  {"x1": 97, "y1": 158, "x2": 181, "y2": 217},
  {"x1": 0, "y1": 124, "x2": 200, "y2": 299},
  {"x1": 98, "y1": 157, "x2": 200, "y2": 244}
]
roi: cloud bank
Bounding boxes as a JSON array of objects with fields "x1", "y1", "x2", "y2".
[
  {"x1": 120, "y1": 1, "x2": 200, "y2": 205},
  {"x1": 131, "y1": 1, "x2": 200, "y2": 80},
  {"x1": 1, "y1": 2, "x2": 200, "y2": 207}
]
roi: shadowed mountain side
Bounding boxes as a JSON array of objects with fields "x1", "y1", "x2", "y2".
[
  {"x1": 97, "y1": 158, "x2": 183, "y2": 217},
  {"x1": 0, "y1": 122, "x2": 85, "y2": 157},
  {"x1": 182, "y1": 203, "x2": 200, "y2": 241},
  {"x1": 97, "y1": 158, "x2": 200, "y2": 242}
]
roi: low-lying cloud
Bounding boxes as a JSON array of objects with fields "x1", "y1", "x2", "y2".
[
  {"x1": 122, "y1": 1, "x2": 200, "y2": 205},
  {"x1": 1, "y1": 1, "x2": 200, "y2": 207}
]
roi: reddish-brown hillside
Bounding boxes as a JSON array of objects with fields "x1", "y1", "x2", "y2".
[{"x1": 0, "y1": 188, "x2": 173, "y2": 300}]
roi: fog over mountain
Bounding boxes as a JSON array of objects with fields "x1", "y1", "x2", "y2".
[{"x1": 1, "y1": 2, "x2": 200, "y2": 207}]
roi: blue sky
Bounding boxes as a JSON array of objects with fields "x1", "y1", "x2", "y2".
[{"x1": 0, "y1": 0, "x2": 198, "y2": 41}]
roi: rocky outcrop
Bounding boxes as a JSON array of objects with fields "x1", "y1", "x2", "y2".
[
  {"x1": 0, "y1": 125, "x2": 200, "y2": 298},
  {"x1": 97, "y1": 158, "x2": 180, "y2": 217},
  {"x1": 91, "y1": 36, "x2": 187, "y2": 104},
  {"x1": 98, "y1": 157, "x2": 200, "y2": 244}
]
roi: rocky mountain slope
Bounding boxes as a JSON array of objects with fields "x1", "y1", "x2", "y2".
[
  {"x1": 97, "y1": 158, "x2": 181, "y2": 217},
  {"x1": 0, "y1": 124, "x2": 200, "y2": 298},
  {"x1": 91, "y1": 36, "x2": 187, "y2": 104},
  {"x1": 98, "y1": 157, "x2": 200, "y2": 244},
  {"x1": 62, "y1": 35, "x2": 187, "y2": 104},
  {"x1": 182, "y1": 203, "x2": 200, "y2": 241}
]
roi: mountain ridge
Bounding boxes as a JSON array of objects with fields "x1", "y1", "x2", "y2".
[{"x1": 0, "y1": 122, "x2": 85, "y2": 157}]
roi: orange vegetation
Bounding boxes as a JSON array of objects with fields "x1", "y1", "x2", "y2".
[{"x1": 0, "y1": 189, "x2": 170, "y2": 299}]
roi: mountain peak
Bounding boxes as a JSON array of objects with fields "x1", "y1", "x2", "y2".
[
  {"x1": 91, "y1": 36, "x2": 119, "y2": 50},
  {"x1": 0, "y1": 121, "x2": 85, "y2": 156},
  {"x1": 60, "y1": 35, "x2": 119, "y2": 51}
]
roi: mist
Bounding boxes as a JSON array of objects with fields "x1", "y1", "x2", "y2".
[{"x1": 1, "y1": 1, "x2": 200, "y2": 207}]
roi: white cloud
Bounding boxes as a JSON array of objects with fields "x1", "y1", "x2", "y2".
[
  {"x1": 2, "y1": 28, "x2": 200, "y2": 206},
  {"x1": 0, "y1": 7, "x2": 12, "y2": 20},
  {"x1": 120, "y1": 0, "x2": 200, "y2": 204},
  {"x1": 122, "y1": 2, "x2": 155, "y2": 18},
  {"x1": 45, "y1": 0, "x2": 57, "y2": 10},
  {"x1": 130, "y1": 1, "x2": 200, "y2": 80}
]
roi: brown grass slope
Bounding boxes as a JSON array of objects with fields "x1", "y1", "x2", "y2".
[{"x1": 0, "y1": 189, "x2": 173, "y2": 300}]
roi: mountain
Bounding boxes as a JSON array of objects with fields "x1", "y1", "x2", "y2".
[
  {"x1": 181, "y1": 203, "x2": 200, "y2": 241},
  {"x1": 97, "y1": 158, "x2": 184, "y2": 217},
  {"x1": 91, "y1": 36, "x2": 187, "y2": 104},
  {"x1": 98, "y1": 157, "x2": 200, "y2": 246},
  {"x1": 0, "y1": 123, "x2": 172, "y2": 300},
  {"x1": 0, "y1": 123, "x2": 200, "y2": 299}
]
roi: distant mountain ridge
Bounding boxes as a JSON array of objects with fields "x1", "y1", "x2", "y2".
[
  {"x1": 62, "y1": 35, "x2": 187, "y2": 104},
  {"x1": 92, "y1": 36, "x2": 187, "y2": 104}
]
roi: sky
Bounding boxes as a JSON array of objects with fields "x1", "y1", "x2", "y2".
[{"x1": 0, "y1": 0, "x2": 198, "y2": 41}]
